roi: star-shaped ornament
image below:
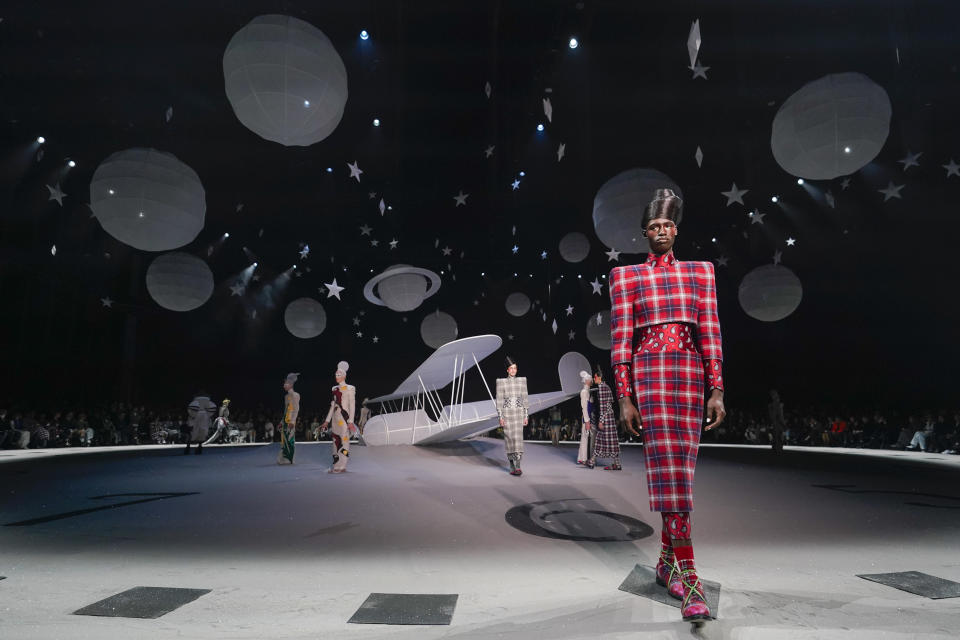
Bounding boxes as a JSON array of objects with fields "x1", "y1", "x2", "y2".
[
  {"x1": 453, "y1": 191, "x2": 469, "y2": 207},
  {"x1": 543, "y1": 97, "x2": 553, "y2": 122},
  {"x1": 236, "y1": 203, "x2": 244, "y2": 212},
  {"x1": 943, "y1": 159, "x2": 960, "y2": 178},
  {"x1": 691, "y1": 62, "x2": 710, "y2": 79},
  {"x1": 252, "y1": 274, "x2": 261, "y2": 282},
  {"x1": 100, "y1": 296, "x2": 113, "y2": 308},
  {"x1": 786, "y1": 237, "x2": 796, "y2": 246},
  {"x1": 557, "y1": 143, "x2": 566, "y2": 162},
  {"x1": 442, "y1": 246, "x2": 452, "y2": 256},
  {"x1": 348, "y1": 161, "x2": 363, "y2": 182},
  {"x1": 590, "y1": 278, "x2": 603, "y2": 295},
  {"x1": 299, "y1": 246, "x2": 310, "y2": 260},
  {"x1": 484, "y1": 145, "x2": 495, "y2": 158},
  {"x1": 716, "y1": 256, "x2": 729, "y2": 267},
  {"x1": 389, "y1": 239, "x2": 399, "y2": 250},
  {"x1": 878, "y1": 182, "x2": 904, "y2": 202},
  {"x1": 356, "y1": 331, "x2": 363, "y2": 338},
  {"x1": 359, "y1": 224, "x2": 372, "y2": 236},
  {"x1": 565, "y1": 305, "x2": 574, "y2": 316},
  {"x1": 511, "y1": 245, "x2": 519, "y2": 254},
  {"x1": 540, "y1": 250, "x2": 548, "y2": 259},
  {"x1": 721, "y1": 182, "x2": 748, "y2": 206},
  {"x1": 323, "y1": 279, "x2": 345, "y2": 300},
  {"x1": 568, "y1": 330, "x2": 575, "y2": 341},
  {"x1": 898, "y1": 150, "x2": 922, "y2": 171},
  {"x1": 372, "y1": 336, "x2": 380, "y2": 344},
  {"x1": 511, "y1": 179, "x2": 520, "y2": 191},
  {"x1": 353, "y1": 317, "x2": 361, "y2": 326},
  {"x1": 47, "y1": 183, "x2": 66, "y2": 206},
  {"x1": 749, "y1": 210, "x2": 766, "y2": 224},
  {"x1": 368, "y1": 192, "x2": 377, "y2": 199},
  {"x1": 371, "y1": 239, "x2": 380, "y2": 247},
  {"x1": 824, "y1": 191, "x2": 836, "y2": 208},
  {"x1": 229, "y1": 282, "x2": 245, "y2": 296},
  {"x1": 507, "y1": 334, "x2": 514, "y2": 341},
  {"x1": 605, "y1": 248, "x2": 621, "y2": 262}
]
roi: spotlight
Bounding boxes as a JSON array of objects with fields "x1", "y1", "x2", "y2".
[
  {"x1": 844, "y1": 146, "x2": 852, "y2": 154},
  {"x1": 67, "y1": 160, "x2": 76, "y2": 168},
  {"x1": 303, "y1": 100, "x2": 310, "y2": 108},
  {"x1": 37, "y1": 136, "x2": 46, "y2": 144},
  {"x1": 224, "y1": 232, "x2": 230, "y2": 238},
  {"x1": 797, "y1": 178, "x2": 804, "y2": 185},
  {"x1": 568, "y1": 37, "x2": 579, "y2": 49},
  {"x1": 138, "y1": 211, "x2": 145, "y2": 218},
  {"x1": 373, "y1": 118, "x2": 380, "y2": 127},
  {"x1": 326, "y1": 167, "x2": 333, "y2": 173},
  {"x1": 536, "y1": 124, "x2": 544, "y2": 132},
  {"x1": 292, "y1": 265, "x2": 297, "y2": 269},
  {"x1": 481, "y1": 272, "x2": 485, "y2": 276},
  {"x1": 519, "y1": 171, "x2": 526, "y2": 177},
  {"x1": 253, "y1": 262, "x2": 258, "y2": 267},
  {"x1": 771, "y1": 196, "x2": 779, "y2": 203},
  {"x1": 108, "y1": 189, "x2": 115, "y2": 195},
  {"x1": 711, "y1": 237, "x2": 717, "y2": 243},
  {"x1": 360, "y1": 30, "x2": 369, "y2": 40},
  {"x1": 577, "y1": 274, "x2": 582, "y2": 279}
]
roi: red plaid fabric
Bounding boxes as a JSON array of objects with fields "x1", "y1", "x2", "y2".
[
  {"x1": 593, "y1": 381, "x2": 621, "y2": 458},
  {"x1": 609, "y1": 251, "x2": 724, "y2": 512}
]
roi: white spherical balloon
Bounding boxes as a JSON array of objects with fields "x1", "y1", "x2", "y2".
[
  {"x1": 738, "y1": 265, "x2": 803, "y2": 322},
  {"x1": 558, "y1": 232, "x2": 590, "y2": 263},
  {"x1": 505, "y1": 292, "x2": 531, "y2": 317},
  {"x1": 223, "y1": 15, "x2": 348, "y2": 147},
  {"x1": 91, "y1": 148, "x2": 206, "y2": 252},
  {"x1": 420, "y1": 311, "x2": 458, "y2": 349},
  {"x1": 771, "y1": 72, "x2": 891, "y2": 180},
  {"x1": 284, "y1": 297, "x2": 327, "y2": 338},
  {"x1": 145, "y1": 252, "x2": 214, "y2": 312},
  {"x1": 585, "y1": 310, "x2": 611, "y2": 350},
  {"x1": 592, "y1": 168, "x2": 681, "y2": 254}
]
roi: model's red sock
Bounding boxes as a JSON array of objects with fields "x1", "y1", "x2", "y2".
[
  {"x1": 659, "y1": 529, "x2": 674, "y2": 563},
  {"x1": 663, "y1": 512, "x2": 695, "y2": 573}
]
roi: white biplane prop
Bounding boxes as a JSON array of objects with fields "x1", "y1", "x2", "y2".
[{"x1": 362, "y1": 335, "x2": 590, "y2": 446}]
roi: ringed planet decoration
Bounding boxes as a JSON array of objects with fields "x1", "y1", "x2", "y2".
[{"x1": 363, "y1": 264, "x2": 442, "y2": 312}]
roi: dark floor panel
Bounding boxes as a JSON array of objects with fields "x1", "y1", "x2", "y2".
[
  {"x1": 858, "y1": 571, "x2": 960, "y2": 599},
  {"x1": 73, "y1": 586, "x2": 211, "y2": 619},
  {"x1": 619, "y1": 564, "x2": 721, "y2": 619},
  {"x1": 348, "y1": 593, "x2": 458, "y2": 625}
]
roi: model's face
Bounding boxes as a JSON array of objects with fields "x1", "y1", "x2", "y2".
[
  {"x1": 283, "y1": 381, "x2": 292, "y2": 392},
  {"x1": 594, "y1": 375, "x2": 602, "y2": 384},
  {"x1": 507, "y1": 364, "x2": 518, "y2": 377},
  {"x1": 335, "y1": 371, "x2": 346, "y2": 383},
  {"x1": 646, "y1": 217, "x2": 677, "y2": 254}
]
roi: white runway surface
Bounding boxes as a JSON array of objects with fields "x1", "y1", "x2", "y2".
[{"x1": 1, "y1": 440, "x2": 958, "y2": 639}]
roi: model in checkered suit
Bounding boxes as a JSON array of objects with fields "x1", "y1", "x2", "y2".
[
  {"x1": 588, "y1": 368, "x2": 621, "y2": 469},
  {"x1": 495, "y1": 356, "x2": 529, "y2": 476},
  {"x1": 609, "y1": 188, "x2": 726, "y2": 622}
]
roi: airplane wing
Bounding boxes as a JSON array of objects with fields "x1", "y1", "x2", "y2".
[{"x1": 368, "y1": 335, "x2": 503, "y2": 403}]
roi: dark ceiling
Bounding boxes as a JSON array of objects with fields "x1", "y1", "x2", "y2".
[{"x1": 1, "y1": 0, "x2": 958, "y2": 412}]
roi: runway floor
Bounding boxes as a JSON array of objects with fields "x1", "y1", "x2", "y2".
[{"x1": 1, "y1": 439, "x2": 958, "y2": 639}]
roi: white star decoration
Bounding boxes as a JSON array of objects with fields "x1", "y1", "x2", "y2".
[
  {"x1": 557, "y1": 143, "x2": 565, "y2": 162},
  {"x1": 841, "y1": 177, "x2": 851, "y2": 190},
  {"x1": 878, "y1": 182, "x2": 904, "y2": 202},
  {"x1": 590, "y1": 278, "x2": 603, "y2": 295},
  {"x1": 442, "y1": 246, "x2": 452, "y2": 256},
  {"x1": 372, "y1": 336, "x2": 380, "y2": 344},
  {"x1": 716, "y1": 256, "x2": 729, "y2": 267},
  {"x1": 898, "y1": 150, "x2": 922, "y2": 171},
  {"x1": 47, "y1": 183, "x2": 66, "y2": 206},
  {"x1": 825, "y1": 191, "x2": 836, "y2": 208},
  {"x1": 605, "y1": 248, "x2": 621, "y2": 262},
  {"x1": 348, "y1": 161, "x2": 363, "y2": 182},
  {"x1": 567, "y1": 330, "x2": 575, "y2": 341},
  {"x1": 359, "y1": 224, "x2": 372, "y2": 236},
  {"x1": 323, "y1": 279, "x2": 345, "y2": 300},
  {"x1": 389, "y1": 239, "x2": 399, "y2": 250},
  {"x1": 750, "y1": 210, "x2": 766, "y2": 224},
  {"x1": 100, "y1": 297, "x2": 113, "y2": 308},
  {"x1": 484, "y1": 145, "x2": 495, "y2": 158},
  {"x1": 453, "y1": 191, "x2": 469, "y2": 207},
  {"x1": 691, "y1": 62, "x2": 710, "y2": 79},
  {"x1": 368, "y1": 192, "x2": 377, "y2": 199},
  {"x1": 786, "y1": 237, "x2": 796, "y2": 246},
  {"x1": 229, "y1": 282, "x2": 245, "y2": 296},
  {"x1": 721, "y1": 183, "x2": 748, "y2": 206},
  {"x1": 512, "y1": 245, "x2": 519, "y2": 254},
  {"x1": 299, "y1": 246, "x2": 310, "y2": 260},
  {"x1": 511, "y1": 179, "x2": 520, "y2": 191},
  {"x1": 943, "y1": 159, "x2": 960, "y2": 178},
  {"x1": 356, "y1": 331, "x2": 363, "y2": 338},
  {"x1": 353, "y1": 317, "x2": 361, "y2": 326},
  {"x1": 540, "y1": 250, "x2": 548, "y2": 259},
  {"x1": 565, "y1": 305, "x2": 574, "y2": 316},
  {"x1": 370, "y1": 239, "x2": 379, "y2": 247}
]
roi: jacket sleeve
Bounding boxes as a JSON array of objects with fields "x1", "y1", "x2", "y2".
[
  {"x1": 521, "y1": 378, "x2": 529, "y2": 418},
  {"x1": 694, "y1": 262, "x2": 725, "y2": 391},
  {"x1": 345, "y1": 386, "x2": 356, "y2": 423},
  {"x1": 324, "y1": 392, "x2": 335, "y2": 423},
  {"x1": 610, "y1": 266, "x2": 636, "y2": 399},
  {"x1": 495, "y1": 378, "x2": 504, "y2": 420},
  {"x1": 580, "y1": 388, "x2": 590, "y2": 422}
]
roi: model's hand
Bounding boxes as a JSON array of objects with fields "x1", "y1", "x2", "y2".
[
  {"x1": 320, "y1": 421, "x2": 329, "y2": 431},
  {"x1": 584, "y1": 421, "x2": 592, "y2": 432},
  {"x1": 619, "y1": 397, "x2": 642, "y2": 436},
  {"x1": 499, "y1": 418, "x2": 505, "y2": 427},
  {"x1": 523, "y1": 418, "x2": 528, "y2": 426},
  {"x1": 704, "y1": 391, "x2": 726, "y2": 431}
]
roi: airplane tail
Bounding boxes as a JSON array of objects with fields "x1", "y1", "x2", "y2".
[{"x1": 558, "y1": 351, "x2": 591, "y2": 395}]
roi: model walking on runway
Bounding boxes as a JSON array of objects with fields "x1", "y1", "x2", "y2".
[
  {"x1": 576, "y1": 371, "x2": 593, "y2": 464},
  {"x1": 278, "y1": 373, "x2": 300, "y2": 465},
  {"x1": 587, "y1": 366, "x2": 621, "y2": 470},
  {"x1": 495, "y1": 356, "x2": 528, "y2": 476},
  {"x1": 320, "y1": 361, "x2": 357, "y2": 473},
  {"x1": 610, "y1": 188, "x2": 726, "y2": 622}
]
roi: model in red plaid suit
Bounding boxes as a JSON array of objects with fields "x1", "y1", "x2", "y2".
[{"x1": 609, "y1": 188, "x2": 726, "y2": 622}]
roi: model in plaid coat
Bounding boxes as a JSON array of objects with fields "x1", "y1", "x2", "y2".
[
  {"x1": 496, "y1": 356, "x2": 528, "y2": 476},
  {"x1": 588, "y1": 369, "x2": 621, "y2": 469},
  {"x1": 610, "y1": 188, "x2": 726, "y2": 622}
]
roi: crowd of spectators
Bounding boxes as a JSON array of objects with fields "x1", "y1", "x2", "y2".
[{"x1": 2, "y1": 401, "x2": 959, "y2": 455}]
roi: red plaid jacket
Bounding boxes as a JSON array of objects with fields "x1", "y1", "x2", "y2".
[{"x1": 610, "y1": 251, "x2": 723, "y2": 397}]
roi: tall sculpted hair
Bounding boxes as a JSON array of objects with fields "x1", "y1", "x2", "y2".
[{"x1": 642, "y1": 188, "x2": 684, "y2": 228}]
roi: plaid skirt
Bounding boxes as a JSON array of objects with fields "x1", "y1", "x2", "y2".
[
  {"x1": 593, "y1": 409, "x2": 620, "y2": 458},
  {"x1": 634, "y1": 349, "x2": 704, "y2": 512}
]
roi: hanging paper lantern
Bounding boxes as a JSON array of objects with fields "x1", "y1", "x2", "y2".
[
  {"x1": 90, "y1": 148, "x2": 206, "y2": 252},
  {"x1": 558, "y1": 232, "x2": 590, "y2": 263},
  {"x1": 592, "y1": 168, "x2": 682, "y2": 254},
  {"x1": 223, "y1": 15, "x2": 348, "y2": 147},
  {"x1": 505, "y1": 292, "x2": 531, "y2": 317},
  {"x1": 585, "y1": 310, "x2": 611, "y2": 350},
  {"x1": 771, "y1": 72, "x2": 891, "y2": 180},
  {"x1": 284, "y1": 297, "x2": 327, "y2": 338},
  {"x1": 145, "y1": 252, "x2": 214, "y2": 312},
  {"x1": 363, "y1": 265, "x2": 441, "y2": 313},
  {"x1": 420, "y1": 310, "x2": 458, "y2": 349},
  {"x1": 738, "y1": 265, "x2": 803, "y2": 322}
]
